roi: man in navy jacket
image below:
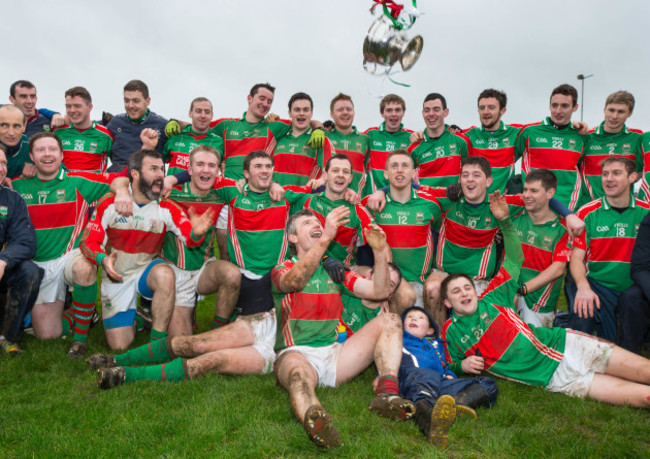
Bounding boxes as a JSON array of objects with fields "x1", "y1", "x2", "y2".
[{"x1": 0, "y1": 146, "x2": 42, "y2": 353}]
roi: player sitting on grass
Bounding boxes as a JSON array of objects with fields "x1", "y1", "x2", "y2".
[
  {"x1": 273, "y1": 209, "x2": 413, "y2": 449},
  {"x1": 442, "y1": 191, "x2": 650, "y2": 409},
  {"x1": 399, "y1": 306, "x2": 497, "y2": 448}
]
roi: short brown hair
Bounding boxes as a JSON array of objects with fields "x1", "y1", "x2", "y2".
[
  {"x1": 440, "y1": 273, "x2": 475, "y2": 302},
  {"x1": 386, "y1": 149, "x2": 413, "y2": 168},
  {"x1": 461, "y1": 156, "x2": 491, "y2": 178},
  {"x1": 243, "y1": 150, "x2": 273, "y2": 172},
  {"x1": 10, "y1": 80, "x2": 35, "y2": 98},
  {"x1": 65, "y1": 86, "x2": 92, "y2": 104},
  {"x1": 478, "y1": 89, "x2": 507, "y2": 110},
  {"x1": 189, "y1": 145, "x2": 220, "y2": 165},
  {"x1": 380, "y1": 94, "x2": 405, "y2": 113},
  {"x1": 189, "y1": 97, "x2": 212, "y2": 112},
  {"x1": 525, "y1": 169, "x2": 557, "y2": 191},
  {"x1": 249, "y1": 83, "x2": 275, "y2": 98},
  {"x1": 550, "y1": 84, "x2": 578, "y2": 106},
  {"x1": 330, "y1": 93, "x2": 353, "y2": 113},
  {"x1": 605, "y1": 91, "x2": 635, "y2": 113},
  {"x1": 29, "y1": 132, "x2": 63, "y2": 153},
  {"x1": 600, "y1": 156, "x2": 636, "y2": 176},
  {"x1": 124, "y1": 80, "x2": 149, "y2": 99}
]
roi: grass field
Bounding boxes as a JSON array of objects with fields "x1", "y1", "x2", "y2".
[{"x1": 1, "y1": 292, "x2": 649, "y2": 458}]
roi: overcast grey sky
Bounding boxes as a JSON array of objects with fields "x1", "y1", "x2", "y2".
[{"x1": 4, "y1": 0, "x2": 649, "y2": 131}]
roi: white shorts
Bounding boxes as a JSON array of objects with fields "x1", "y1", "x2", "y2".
[
  {"x1": 34, "y1": 249, "x2": 84, "y2": 304},
  {"x1": 101, "y1": 261, "x2": 164, "y2": 320},
  {"x1": 408, "y1": 281, "x2": 424, "y2": 308},
  {"x1": 277, "y1": 343, "x2": 343, "y2": 388},
  {"x1": 545, "y1": 330, "x2": 614, "y2": 398},
  {"x1": 237, "y1": 310, "x2": 276, "y2": 374},
  {"x1": 517, "y1": 296, "x2": 556, "y2": 328},
  {"x1": 170, "y1": 258, "x2": 215, "y2": 308},
  {"x1": 216, "y1": 205, "x2": 228, "y2": 230}
]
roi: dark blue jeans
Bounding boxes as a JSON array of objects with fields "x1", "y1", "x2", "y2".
[
  {"x1": 399, "y1": 366, "x2": 499, "y2": 407},
  {"x1": 617, "y1": 283, "x2": 650, "y2": 354},
  {"x1": 0, "y1": 260, "x2": 43, "y2": 342},
  {"x1": 567, "y1": 277, "x2": 620, "y2": 342}
]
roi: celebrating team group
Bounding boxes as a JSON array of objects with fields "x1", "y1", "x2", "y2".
[{"x1": 1, "y1": 77, "x2": 650, "y2": 449}]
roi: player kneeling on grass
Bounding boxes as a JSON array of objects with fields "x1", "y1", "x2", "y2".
[
  {"x1": 399, "y1": 306, "x2": 497, "y2": 448},
  {"x1": 441, "y1": 191, "x2": 650, "y2": 409},
  {"x1": 80, "y1": 149, "x2": 214, "y2": 350},
  {"x1": 272, "y1": 208, "x2": 413, "y2": 449}
]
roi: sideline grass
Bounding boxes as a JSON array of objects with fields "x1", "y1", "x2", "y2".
[{"x1": 1, "y1": 295, "x2": 649, "y2": 457}]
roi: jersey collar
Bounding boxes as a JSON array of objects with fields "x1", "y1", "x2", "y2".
[
  {"x1": 595, "y1": 121, "x2": 629, "y2": 136},
  {"x1": 380, "y1": 122, "x2": 405, "y2": 133},
  {"x1": 481, "y1": 121, "x2": 507, "y2": 132}
]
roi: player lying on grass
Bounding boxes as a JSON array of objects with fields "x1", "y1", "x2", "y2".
[{"x1": 441, "y1": 191, "x2": 650, "y2": 409}]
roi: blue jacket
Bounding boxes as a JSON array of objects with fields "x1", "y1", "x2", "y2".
[
  {"x1": 106, "y1": 110, "x2": 168, "y2": 172},
  {"x1": 0, "y1": 186, "x2": 36, "y2": 269},
  {"x1": 399, "y1": 306, "x2": 456, "y2": 379}
]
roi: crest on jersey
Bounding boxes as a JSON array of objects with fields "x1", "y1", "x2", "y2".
[
  {"x1": 503, "y1": 138, "x2": 510, "y2": 145},
  {"x1": 416, "y1": 212, "x2": 424, "y2": 222},
  {"x1": 90, "y1": 142, "x2": 98, "y2": 152},
  {"x1": 449, "y1": 144, "x2": 457, "y2": 154},
  {"x1": 56, "y1": 189, "x2": 65, "y2": 200},
  {"x1": 149, "y1": 219, "x2": 157, "y2": 230},
  {"x1": 623, "y1": 143, "x2": 631, "y2": 152},
  {"x1": 484, "y1": 216, "x2": 492, "y2": 227},
  {"x1": 356, "y1": 142, "x2": 363, "y2": 150},
  {"x1": 0, "y1": 206, "x2": 7, "y2": 217},
  {"x1": 635, "y1": 223, "x2": 640, "y2": 235},
  {"x1": 569, "y1": 139, "x2": 576, "y2": 148},
  {"x1": 543, "y1": 236, "x2": 552, "y2": 248}
]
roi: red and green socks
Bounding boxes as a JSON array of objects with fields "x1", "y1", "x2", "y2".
[
  {"x1": 70, "y1": 284, "x2": 97, "y2": 343},
  {"x1": 376, "y1": 375, "x2": 399, "y2": 395}
]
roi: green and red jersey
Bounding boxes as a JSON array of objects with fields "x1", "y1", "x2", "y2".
[
  {"x1": 272, "y1": 128, "x2": 333, "y2": 186},
  {"x1": 163, "y1": 126, "x2": 224, "y2": 177},
  {"x1": 424, "y1": 187, "x2": 524, "y2": 280},
  {"x1": 573, "y1": 197, "x2": 650, "y2": 292},
  {"x1": 512, "y1": 210, "x2": 571, "y2": 314},
  {"x1": 272, "y1": 258, "x2": 361, "y2": 350},
  {"x1": 340, "y1": 294, "x2": 380, "y2": 336},
  {"x1": 163, "y1": 181, "x2": 233, "y2": 270},
  {"x1": 362, "y1": 123, "x2": 412, "y2": 196},
  {"x1": 213, "y1": 183, "x2": 291, "y2": 276},
  {"x1": 463, "y1": 122, "x2": 522, "y2": 194},
  {"x1": 636, "y1": 132, "x2": 650, "y2": 203},
  {"x1": 13, "y1": 169, "x2": 113, "y2": 262},
  {"x1": 442, "y1": 217, "x2": 567, "y2": 388},
  {"x1": 323, "y1": 127, "x2": 370, "y2": 195},
  {"x1": 285, "y1": 188, "x2": 372, "y2": 267},
  {"x1": 516, "y1": 118, "x2": 586, "y2": 211},
  {"x1": 408, "y1": 127, "x2": 471, "y2": 188},
  {"x1": 581, "y1": 123, "x2": 642, "y2": 201},
  {"x1": 54, "y1": 122, "x2": 114, "y2": 173},
  {"x1": 209, "y1": 114, "x2": 290, "y2": 180},
  {"x1": 363, "y1": 188, "x2": 442, "y2": 283}
]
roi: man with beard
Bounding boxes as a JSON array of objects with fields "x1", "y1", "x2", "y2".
[{"x1": 80, "y1": 147, "x2": 214, "y2": 350}]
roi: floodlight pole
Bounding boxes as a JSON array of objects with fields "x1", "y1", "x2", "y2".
[{"x1": 576, "y1": 74, "x2": 594, "y2": 122}]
